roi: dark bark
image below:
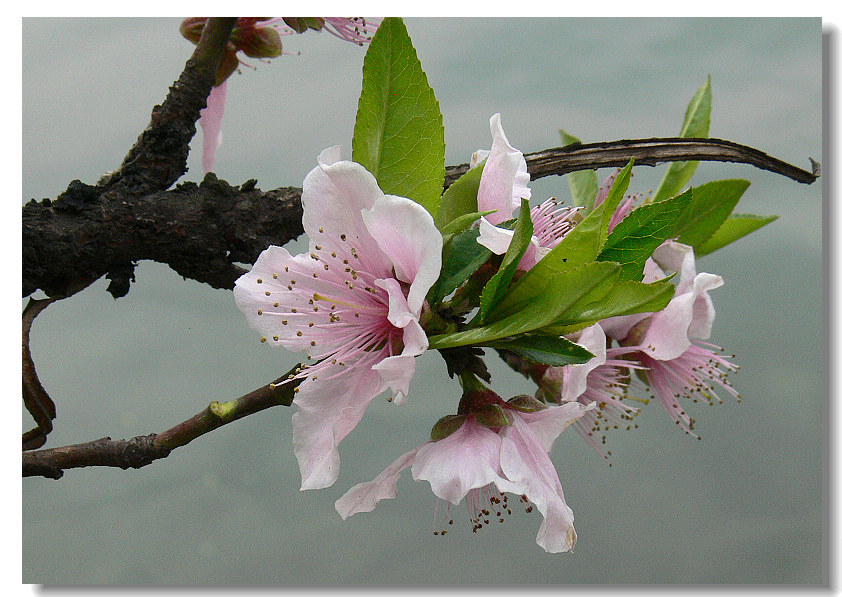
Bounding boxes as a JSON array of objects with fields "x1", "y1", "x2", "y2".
[{"x1": 22, "y1": 176, "x2": 304, "y2": 298}]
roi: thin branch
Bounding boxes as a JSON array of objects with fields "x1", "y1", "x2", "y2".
[
  {"x1": 446, "y1": 137, "x2": 821, "y2": 187},
  {"x1": 23, "y1": 367, "x2": 302, "y2": 479},
  {"x1": 22, "y1": 297, "x2": 58, "y2": 450}
]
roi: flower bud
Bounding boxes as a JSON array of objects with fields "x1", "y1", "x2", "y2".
[{"x1": 282, "y1": 17, "x2": 326, "y2": 34}]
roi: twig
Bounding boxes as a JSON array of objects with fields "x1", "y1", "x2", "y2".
[
  {"x1": 23, "y1": 367, "x2": 302, "y2": 479},
  {"x1": 446, "y1": 137, "x2": 820, "y2": 187},
  {"x1": 22, "y1": 297, "x2": 58, "y2": 450}
]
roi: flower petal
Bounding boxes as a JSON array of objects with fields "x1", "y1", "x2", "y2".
[
  {"x1": 557, "y1": 324, "x2": 608, "y2": 402},
  {"x1": 412, "y1": 419, "x2": 524, "y2": 505},
  {"x1": 362, "y1": 195, "x2": 443, "y2": 314},
  {"x1": 476, "y1": 216, "x2": 515, "y2": 255},
  {"x1": 335, "y1": 446, "x2": 422, "y2": 519},
  {"x1": 233, "y1": 245, "x2": 322, "y2": 350},
  {"x1": 500, "y1": 412, "x2": 585, "y2": 553},
  {"x1": 292, "y1": 363, "x2": 386, "y2": 490},
  {"x1": 477, "y1": 113, "x2": 531, "y2": 225},
  {"x1": 301, "y1": 148, "x2": 390, "y2": 275},
  {"x1": 199, "y1": 81, "x2": 227, "y2": 173}
]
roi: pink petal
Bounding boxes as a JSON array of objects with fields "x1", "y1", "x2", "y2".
[
  {"x1": 292, "y1": 363, "x2": 386, "y2": 490},
  {"x1": 335, "y1": 446, "x2": 422, "y2": 519},
  {"x1": 411, "y1": 419, "x2": 524, "y2": 505},
  {"x1": 301, "y1": 147, "x2": 391, "y2": 276},
  {"x1": 557, "y1": 324, "x2": 608, "y2": 402},
  {"x1": 477, "y1": 113, "x2": 531, "y2": 225},
  {"x1": 499, "y1": 412, "x2": 584, "y2": 553},
  {"x1": 362, "y1": 195, "x2": 443, "y2": 314},
  {"x1": 199, "y1": 81, "x2": 227, "y2": 173}
]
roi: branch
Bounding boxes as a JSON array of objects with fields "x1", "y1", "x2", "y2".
[
  {"x1": 98, "y1": 18, "x2": 237, "y2": 198},
  {"x1": 23, "y1": 367, "x2": 302, "y2": 479},
  {"x1": 22, "y1": 138, "x2": 818, "y2": 300},
  {"x1": 446, "y1": 137, "x2": 821, "y2": 187},
  {"x1": 22, "y1": 297, "x2": 58, "y2": 450}
]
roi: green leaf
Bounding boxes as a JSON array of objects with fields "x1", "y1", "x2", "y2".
[
  {"x1": 479, "y1": 200, "x2": 533, "y2": 321},
  {"x1": 352, "y1": 17, "x2": 445, "y2": 215},
  {"x1": 439, "y1": 210, "x2": 496, "y2": 238},
  {"x1": 560, "y1": 130, "x2": 598, "y2": 211},
  {"x1": 429, "y1": 262, "x2": 622, "y2": 348},
  {"x1": 695, "y1": 213, "x2": 778, "y2": 257},
  {"x1": 488, "y1": 161, "x2": 634, "y2": 321},
  {"x1": 673, "y1": 179, "x2": 750, "y2": 248},
  {"x1": 488, "y1": 334, "x2": 594, "y2": 367},
  {"x1": 598, "y1": 188, "x2": 694, "y2": 280},
  {"x1": 652, "y1": 76, "x2": 712, "y2": 202},
  {"x1": 435, "y1": 161, "x2": 484, "y2": 229},
  {"x1": 429, "y1": 259, "x2": 674, "y2": 350},
  {"x1": 540, "y1": 276, "x2": 675, "y2": 332},
  {"x1": 428, "y1": 228, "x2": 491, "y2": 304}
]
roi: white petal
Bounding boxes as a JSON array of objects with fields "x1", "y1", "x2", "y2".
[
  {"x1": 301, "y1": 149, "x2": 389, "y2": 271},
  {"x1": 292, "y1": 364, "x2": 386, "y2": 490},
  {"x1": 362, "y1": 195, "x2": 443, "y2": 315},
  {"x1": 335, "y1": 446, "x2": 422, "y2": 519},
  {"x1": 233, "y1": 246, "x2": 319, "y2": 349},
  {"x1": 476, "y1": 217, "x2": 515, "y2": 255},
  {"x1": 687, "y1": 272, "x2": 723, "y2": 339}
]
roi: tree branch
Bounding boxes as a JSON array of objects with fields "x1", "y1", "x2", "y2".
[
  {"x1": 22, "y1": 297, "x2": 58, "y2": 450},
  {"x1": 22, "y1": 137, "x2": 818, "y2": 300},
  {"x1": 446, "y1": 137, "x2": 821, "y2": 187},
  {"x1": 98, "y1": 17, "x2": 237, "y2": 198},
  {"x1": 23, "y1": 367, "x2": 302, "y2": 479}
]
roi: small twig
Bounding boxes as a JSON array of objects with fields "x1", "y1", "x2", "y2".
[
  {"x1": 22, "y1": 297, "x2": 58, "y2": 450},
  {"x1": 23, "y1": 367, "x2": 302, "y2": 479},
  {"x1": 445, "y1": 137, "x2": 821, "y2": 187}
]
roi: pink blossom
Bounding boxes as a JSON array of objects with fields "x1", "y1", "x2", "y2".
[
  {"x1": 537, "y1": 324, "x2": 642, "y2": 460},
  {"x1": 234, "y1": 146, "x2": 442, "y2": 489},
  {"x1": 472, "y1": 114, "x2": 579, "y2": 270},
  {"x1": 600, "y1": 241, "x2": 739, "y2": 434},
  {"x1": 335, "y1": 400, "x2": 592, "y2": 553}
]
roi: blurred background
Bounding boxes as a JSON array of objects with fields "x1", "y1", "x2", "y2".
[{"x1": 22, "y1": 18, "x2": 823, "y2": 584}]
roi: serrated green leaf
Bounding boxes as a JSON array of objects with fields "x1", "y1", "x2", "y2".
[
  {"x1": 695, "y1": 213, "x2": 778, "y2": 257},
  {"x1": 488, "y1": 161, "x2": 634, "y2": 321},
  {"x1": 479, "y1": 200, "x2": 533, "y2": 321},
  {"x1": 561, "y1": 130, "x2": 598, "y2": 211},
  {"x1": 428, "y1": 228, "x2": 491, "y2": 304},
  {"x1": 352, "y1": 17, "x2": 445, "y2": 215},
  {"x1": 598, "y1": 188, "x2": 694, "y2": 280},
  {"x1": 435, "y1": 161, "x2": 484, "y2": 229},
  {"x1": 673, "y1": 179, "x2": 750, "y2": 248},
  {"x1": 488, "y1": 334, "x2": 594, "y2": 367},
  {"x1": 652, "y1": 76, "x2": 712, "y2": 202}
]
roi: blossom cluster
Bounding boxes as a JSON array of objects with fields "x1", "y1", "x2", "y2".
[{"x1": 233, "y1": 113, "x2": 740, "y2": 553}]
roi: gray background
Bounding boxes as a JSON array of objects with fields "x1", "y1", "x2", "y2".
[{"x1": 22, "y1": 18, "x2": 823, "y2": 584}]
